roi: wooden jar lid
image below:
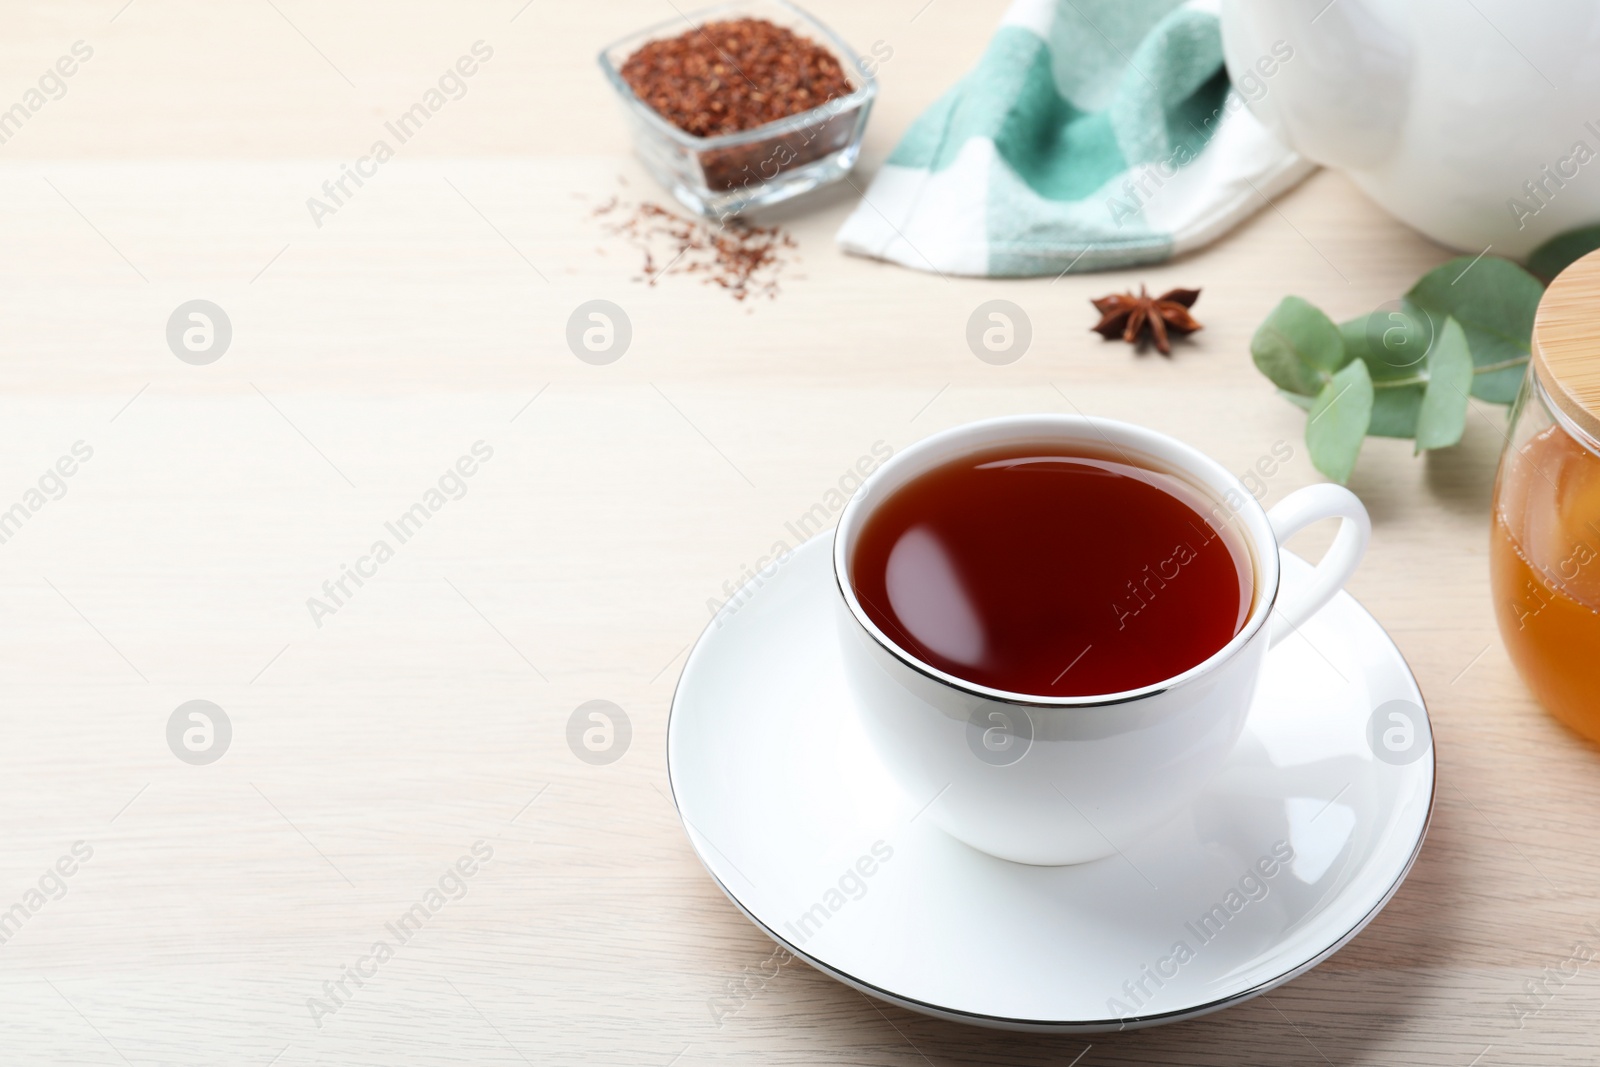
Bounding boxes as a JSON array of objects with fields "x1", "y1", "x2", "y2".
[{"x1": 1533, "y1": 248, "x2": 1600, "y2": 443}]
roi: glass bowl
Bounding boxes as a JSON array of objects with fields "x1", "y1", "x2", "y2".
[{"x1": 598, "y1": 0, "x2": 878, "y2": 219}]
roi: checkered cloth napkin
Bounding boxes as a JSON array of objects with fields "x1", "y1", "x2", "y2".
[{"x1": 835, "y1": 0, "x2": 1313, "y2": 276}]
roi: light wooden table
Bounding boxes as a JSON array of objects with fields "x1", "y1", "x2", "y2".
[{"x1": 1, "y1": 2, "x2": 1594, "y2": 1064}]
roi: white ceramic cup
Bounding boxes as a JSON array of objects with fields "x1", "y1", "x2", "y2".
[{"x1": 833, "y1": 415, "x2": 1370, "y2": 866}]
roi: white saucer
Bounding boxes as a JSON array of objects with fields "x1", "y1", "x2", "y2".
[{"x1": 666, "y1": 533, "x2": 1435, "y2": 1032}]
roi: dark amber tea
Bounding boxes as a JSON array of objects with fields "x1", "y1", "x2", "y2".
[{"x1": 849, "y1": 443, "x2": 1255, "y2": 697}]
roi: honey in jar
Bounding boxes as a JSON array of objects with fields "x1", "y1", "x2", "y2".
[{"x1": 1491, "y1": 249, "x2": 1600, "y2": 742}]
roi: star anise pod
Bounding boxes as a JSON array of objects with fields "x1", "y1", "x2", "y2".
[{"x1": 1090, "y1": 285, "x2": 1203, "y2": 355}]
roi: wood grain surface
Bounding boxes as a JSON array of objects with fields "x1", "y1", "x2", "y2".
[
  {"x1": 1, "y1": 2, "x2": 1595, "y2": 1065},
  {"x1": 1533, "y1": 248, "x2": 1600, "y2": 441}
]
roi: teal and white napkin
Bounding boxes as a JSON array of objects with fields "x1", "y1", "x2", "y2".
[{"x1": 835, "y1": 0, "x2": 1314, "y2": 276}]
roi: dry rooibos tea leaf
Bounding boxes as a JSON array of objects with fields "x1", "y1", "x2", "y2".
[
  {"x1": 593, "y1": 193, "x2": 797, "y2": 302},
  {"x1": 619, "y1": 18, "x2": 853, "y2": 138}
]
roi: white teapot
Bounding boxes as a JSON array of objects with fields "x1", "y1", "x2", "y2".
[{"x1": 1220, "y1": 0, "x2": 1600, "y2": 257}]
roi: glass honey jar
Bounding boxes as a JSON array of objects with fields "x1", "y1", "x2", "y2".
[{"x1": 1491, "y1": 249, "x2": 1600, "y2": 742}]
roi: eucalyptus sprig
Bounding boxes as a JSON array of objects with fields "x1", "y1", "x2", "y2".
[{"x1": 1252, "y1": 251, "x2": 1557, "y2": 483}]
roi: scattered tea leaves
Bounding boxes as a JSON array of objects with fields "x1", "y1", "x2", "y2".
[{"x1": 593, "y1": 193, "x2": 797, "y2": 301}]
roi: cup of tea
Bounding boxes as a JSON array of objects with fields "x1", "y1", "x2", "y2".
[{"x1": 832, "y1": 414, "x2": 1370, "y2": 865}]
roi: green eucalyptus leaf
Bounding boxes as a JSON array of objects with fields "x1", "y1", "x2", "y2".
[
  {"x1": 1414, "y1": 316, "x2": 1474, "y2": 452},
  {"x1": 1406, "y1": 256, "x2": 1540, "y2": 402},
  {"x1": 1279, "y1": 389, "x2": 1316, "y2": 412},
  {"x1": 1527, "y1": 224, "x2": 1600, "y2": 283},
  {"x1": 1368, "y1": 385, "x2": 1425, "y2": 438},
  {"x1": 1341, "y1": 302, "x2": 1434, "y2": 384},
  {"x1": 1472, "y1": 361, "x2": 1531, "y2": 404},
  {"x1": 1252, "y1": 296, "x2": 1347, "y2": 397},
  {"x1": 1305, "y1": 359, "x2": 1374, "y2": 484},
  {"x1": 1341, "y1": 303, "x2": 1429, "y2": 437}
]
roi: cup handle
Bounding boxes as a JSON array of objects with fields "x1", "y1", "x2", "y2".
[{"x1": 1264, "y1": 484, "x2": 1371, "y2": 648}]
